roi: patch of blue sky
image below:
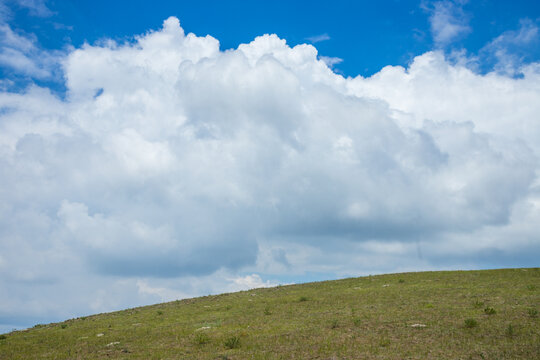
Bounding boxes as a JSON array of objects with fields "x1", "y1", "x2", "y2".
[{"x1": 5, "y1": 1, "x2": 540, "y2": 82}]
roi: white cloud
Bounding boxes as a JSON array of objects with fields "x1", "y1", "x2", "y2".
[
  {"x1": 227, "y1": 274, "x2": 278, "y2": 291},
  {"x1": 13, "y1": 0, "x2": 53, "y2": 17},
  {"x1": 0, "y1": 23, "x2": 35, "y2": 51},
  {"x1": 306, "y1": 33, "x2": 330, "y2": 43},
  {"x1": 1, "y1": 16, "x2": 540, "y2": 331},
  {"x1": 346, "y1": 51, "x2": 540, "y2": 153},
  {"x1": 319, "y1": 55, "x2": 343, "y2": 67},
  {"x1": 0, "y1": 2, "x2": 9, "y2": 22},
  {"x1": 423, "y1": 0, "x2": 471, "y2": 46},
  {"x1": 0, "y1": 1, "x2": 56, "y2": 79},
  {"x1": 136, "y1": 280, "x2": 188, "y2": 302},
  {"x1": 104, "y1": 129, "x2": 174, "y2": 175},
  {"x1": 479, "y1": 19, "x2": 540, "y2": 75},
  {"x1": 0, "y1": 23, "x2": 64, "y2": 79}
]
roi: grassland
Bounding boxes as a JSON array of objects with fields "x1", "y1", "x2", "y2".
[{"x1": 0, "y1": 268, "x2": 538, "y2": 359}]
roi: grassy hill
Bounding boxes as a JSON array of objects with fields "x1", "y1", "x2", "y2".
[{"x1": 0, "y1": 268, "x2": 538, "y2": 359}]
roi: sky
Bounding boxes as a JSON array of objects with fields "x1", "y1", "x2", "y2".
[{"x1": 0, "y1": 0, "x2": 539, "y2": 333}]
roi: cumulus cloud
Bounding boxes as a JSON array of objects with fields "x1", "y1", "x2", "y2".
[
  {"x1": 1, "y1": 16, "x2": 540, "y2": 331},
  {"x1": 423, "y1": 0, "x2": 471, "y2": 46}
]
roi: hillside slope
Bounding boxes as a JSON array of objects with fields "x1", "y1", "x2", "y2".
[{"x1": 0, "y1": 268, "x2": 539, "y2": 359}]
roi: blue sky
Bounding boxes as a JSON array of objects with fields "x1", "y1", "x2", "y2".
[
  {"x1": 6, "y1": 1, "x2": 540, "y2": 78},
  {"x1": 1, "y1": 0, "x2": 540, "y2": 333}
]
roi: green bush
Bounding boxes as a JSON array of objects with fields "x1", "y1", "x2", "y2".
[
  {"x1": 60, "y1": 324, "x2": 67, "y2": 329},
  {"x1": 0, "y1": 334, "x2": 6, "y2": 340},
  {"x1": 224, "y1": 335, "x2": 241, "y2": 349},
  {"x1": 484, "y1": 307, "x2": 496, "y2": 315},
  {"x1": 505, "y1": 324, "x2": 515, "y2": 337},
  {"x1": 194, "y1": 332, "x2": 210, "y2": 345},
  {"x1": 527, "y1": 308, "x2": 538, "y2": 318},
  {"x1": 472, "y1": 300, "x2": 484, "y2": 308},
  {"x1": 379, "y1": 338, "x2": 391, "y2": 347},
  {"x1": 464, "y1": 318, "x2": 478, "y2": 328},
  {"x1": 298, "y1": 296, "x2": 308, "y2": 302}
]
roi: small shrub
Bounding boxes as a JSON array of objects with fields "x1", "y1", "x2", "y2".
[
  {"x1": 33, "y1": 324, "x2": 45, "y2": 329},
  {"x1": 398, "y1": 279, "x2": 405, "y2": 283},
  {"x1": 194, "y1": 332, "x2": 210, "y2": 345},
  {"x1": 464, "y1": 318, "x2": 478, "y2": 328},
  {"x1": 527, "y1": 308, "x2": 538, "y2": 318},
  {"x1": 60, "y1": 324, "x2": 67, "y2": 329},
  {"x1": 472, "y1": 300, "x2": 484, "y2": 309},
  {"x1": 263, "y1": 306, "x2": 271, "y2": 315},
  {"x1": 379, "y1": 338, "x2": 391, "y2": 347},
  {"x1": 298, "y1": 296, "x2": 308, "y2": 302},
  {"x1": 156, "y1": 310, "x2": 163, "y2": 316},
  {"x1": 484, "y1": 307, "x2": 496, "y2": 315},
  {"x1": 224, "y1": 335, "x2": 241, "y2": 349},
  {"x1": 505, "y1": 324, "x2": 515, "y2": 337},
  {"x1": 0, "y1": 335, "x2": 6, "y2": 340},
  {"x1": 526, "y1": 284, "x2": 536, "y2": 291},
  {"x1": 330, "y1": 319, "x2": 339, "y2": 329},
  {"x1": 353, "y1": 318, "x2": 362, "y2": 326}
]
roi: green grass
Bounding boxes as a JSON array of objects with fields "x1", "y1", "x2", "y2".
[
  {"x1": 0, "y1": 268, "x2": 539, "y2": 359},
  {"x1": 464, "y1": 318, "x2": 478, "y2": 328}
]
